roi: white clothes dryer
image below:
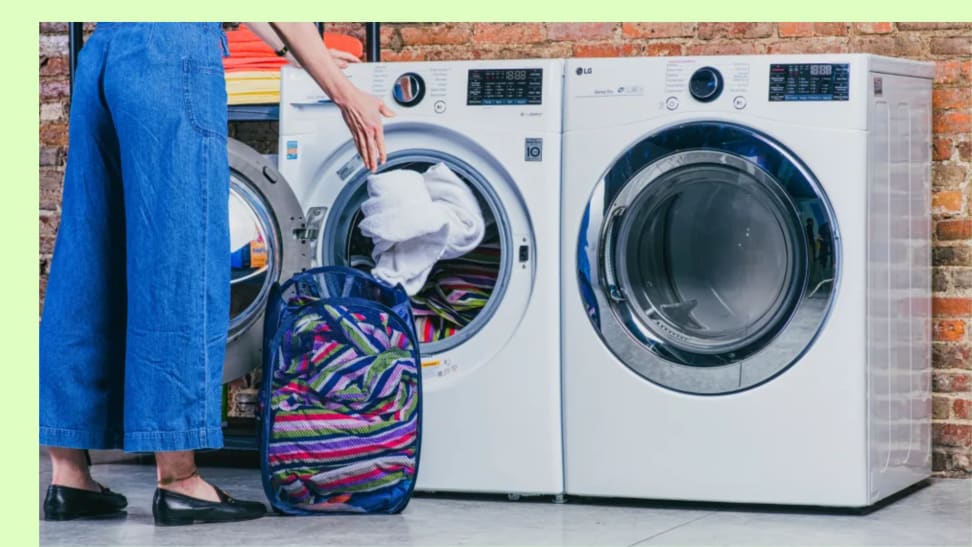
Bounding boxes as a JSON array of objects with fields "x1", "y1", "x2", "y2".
[{"x1": 561, "y1": 54, "x2": 933, "y2": 507}]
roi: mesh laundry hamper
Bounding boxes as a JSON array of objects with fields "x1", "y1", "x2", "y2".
[{"x1": 260, "y1": 266, "x2": 422, "y2": 514}]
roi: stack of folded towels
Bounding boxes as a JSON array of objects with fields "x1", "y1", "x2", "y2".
[{"x1": 223, "y1": 25, "x2": 363, "y2": 105}]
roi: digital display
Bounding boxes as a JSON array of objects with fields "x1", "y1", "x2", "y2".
[
  {"x1": 467, "y1": 69, "x2": 543, "y2": 105},
  {"x1": 769, "y1": 64, "x2": 850, "y2": 101}
]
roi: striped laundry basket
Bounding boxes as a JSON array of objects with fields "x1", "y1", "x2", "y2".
[{"x1": 260, "y1": 267, "x2": 422, "y2": 514}]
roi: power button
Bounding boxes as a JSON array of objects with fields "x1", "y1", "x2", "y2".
[
  {"x1": 665, "y1": 96, "x2": 679, "y2": 111},
  {"x1": 733, "y1": 96, "x2": 747, "y2": 110}
]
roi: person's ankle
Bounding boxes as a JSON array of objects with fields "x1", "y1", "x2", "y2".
[
  {"x1": 158, "y1": 474, "x2": 219, "y2": 502},
  {"x1": 51, "y1": 471, "x2": 100, "y2": 492}
]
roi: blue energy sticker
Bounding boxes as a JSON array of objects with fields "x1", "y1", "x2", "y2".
[{"x1": 286, "y1": 140, "x2": 299, "y2": 160}]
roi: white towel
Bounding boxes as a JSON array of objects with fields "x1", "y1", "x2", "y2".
[
  {"x1": 358, "y1": 169, "x2": 450, "y2": 294},
  {"x1": 423, "y1": 163, "x2": 485, "y2": 260},
  {"x1": 357, "y1": 164, "x2": 486, "y2": 295}
]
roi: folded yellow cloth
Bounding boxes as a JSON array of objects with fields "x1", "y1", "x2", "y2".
[{"x1": 226, "y1": 71, "x2": 281, "y2": 105}]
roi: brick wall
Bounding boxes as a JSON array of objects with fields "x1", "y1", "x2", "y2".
[{"x1": 39, "y1": 22, "x2": 971, "y2": 475}]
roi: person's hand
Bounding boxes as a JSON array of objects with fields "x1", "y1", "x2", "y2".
[
  {"x1": 335, "y1": 85, "x2": 396, "y2": 172},
  {"x1": 329, "y1": 49, "x2": 361, "y2": 69}
]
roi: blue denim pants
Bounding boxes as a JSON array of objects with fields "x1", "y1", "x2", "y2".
[{"x1": 40, "y1": 23, "x2": 230, "y2": 452}]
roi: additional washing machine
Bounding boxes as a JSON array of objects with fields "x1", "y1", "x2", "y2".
[
  {"x1": 277, "y1": 59, "x2": 564, "y2": 495},
  {"x1": 224, "y1": 139, "x2": 310, "y2": 384},
  {"x1": 561, "y1": 54, "x2": 933, "y2": 507}
]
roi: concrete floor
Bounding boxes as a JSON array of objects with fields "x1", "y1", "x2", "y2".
[{"x1": 40, "y1": 449, "x2": 971, "y2": 546}]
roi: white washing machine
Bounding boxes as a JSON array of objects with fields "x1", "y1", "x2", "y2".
[
  {"x1": 276, "y1": 59, "x2": 565, "y2": 495},
  {"x1": 561, "y1": 54, "x2": 933, "y2": 507}
]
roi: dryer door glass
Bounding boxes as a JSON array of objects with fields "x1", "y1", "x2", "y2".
[{"x1": 579, "y1": 122, "x2": 838, "y2": 394}]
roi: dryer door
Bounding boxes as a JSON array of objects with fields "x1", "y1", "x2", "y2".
[
  {"x1": 224, "y1": 138, "x2": 311, "y2": 382},
  {"x1": 579, "y1": 121, "x2": 839, "y2": 394}
]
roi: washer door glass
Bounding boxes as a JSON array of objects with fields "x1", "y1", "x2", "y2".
[
  {"x1": 579, "y1": 122, "x2": 838, "y2": 394},
  {"x1": 322, "y1": 151, "x2": 513, "y2": 356}
]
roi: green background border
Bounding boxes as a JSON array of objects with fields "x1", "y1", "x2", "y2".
[{"x1": 18, "y1": 2, "x2": 972, "y2": 546}]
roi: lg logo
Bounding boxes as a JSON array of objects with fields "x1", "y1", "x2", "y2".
[{"x1": 576, "y1": 67, "x2": 592, "y2": 76}]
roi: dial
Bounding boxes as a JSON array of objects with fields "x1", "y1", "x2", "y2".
[
  {"x1": 392, "y1": 73, "x2": 426, "y2": 107},
  {"x1": 689, "y1": 67, "x2": 724, "y2": 103}
]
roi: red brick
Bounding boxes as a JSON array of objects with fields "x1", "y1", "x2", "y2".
[
  {"x1": 399, "y1": 24, "x2": 470, "y2": 46},
  {"x1": 40, "y1": 22, "x2": 68, "y2": 33},
  {"x1": 934, "y1": 246, "x2": 972, "y2": 267},
  {"x1": 850, "y1": 34, "x2": 923, "y2": 57},
  {"x1": 933, "y1": 423, "x2": 972, "y2": 448},
  {"x1": 954, "y1": 399, "x2": 972, "y2": 419},
  {"x1": 933, "y1": 137, "x2": 954, "y2": 161},
  {"x1": 933, "y1": 163, "x2": 969, "y2": 190},
  {"x1": 472, "y1": 42, "x2": 573, "y2": 61},
  {"x1": 621, "y1": 23, "x2": 695, "y2": 39},
  {"x1": 424, "y1": 47, "x2": 477, "y2": 61},
  {"x1": 937, "y1": 220, "x2": 972, "y2": 241},
  {"x1": 39, "y1": 146, "x2": 64, "y2": 167},
  {"x1": 898, "y1": 22, "x2": 972, "y2": 30},
  {"x1": 934, "y1": 343, "x2": 972, "y2": 369},
  {"x1": 39, "y1": 122, "x2": 68, "y2": 146},
  {"x1": 853, "y1": 22, "x2": 894, "y2": 34},
  {"x1": 934, "y1": 87, "x2": 972, "y2": 111},
  {"x1": 572, "y1": 42, "x2": 641, "y2": 58},
  {"x1": 40, "y1": 79, "x2": 70, "y2": 101},
  {"x1": 39, "y1": 55, "x2": 69, "y2": 77},
  {"x1": 546, "y1": 22, "x2": 616, "y2": 42},
  {"x1": 646, "y1": 43, "x2": 683, "y2": 57},
  {"x1": 931, "y1": 36, "x2": 972, "y2": 56},
  {"x1": 767, "y1": 38, "x2": 848, "y2": 55},
  {"x1": 958, "y1": 140, "x2": 971, "y2": 162},
  {"x1": 933, "y1": 297, "x2": 972, "y2": 317},
  {"x1": 934, "y1": 110, "x2": 972, "y2": 135},
  {"x1": 934, "y1": 61, "x2": 960, "y2": 84},
  {"x1": 39, "y1": 169, "x2": 63, "y2": 211},
  {"x1": 698, "y1": 22, "x2": 774, "y2": 40},
  {"x1": 472, "y1": 23, "x2": 543, "y2": 45},
  {"x1": 933, "y1": 191, "x2": 964, "y2": 214},
  {"x1": 379, "y1": 48, "x2": 425, "y2": 62},
  {"x1": 686, "y1": 42, "x2": 761, "y2": 56},
  {"x1": 934, "y1": 395, "x2": 953, "y2": 419},
  {"x1": 814, "y1": 22, "x2": 849, "y2": 36},
  {"x1": 935, "y1": 320, "x2": 967, "y2": 342},
  {"x1": 778, "y1": 22, "x2": 813, "y2": 37}
]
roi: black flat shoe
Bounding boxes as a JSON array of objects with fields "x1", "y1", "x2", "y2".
[
  {"x1": 44, "y1": 483, "x2": 128, "y2": 521},
  {"x1": 153, "y1": 485, "x2": 266, "y2": 526}
]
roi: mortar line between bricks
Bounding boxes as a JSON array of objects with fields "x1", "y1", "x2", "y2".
[{"x1": 627, "y1": 512, "x2": 716, "y2": 547}]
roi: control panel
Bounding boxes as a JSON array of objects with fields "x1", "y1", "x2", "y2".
[
  {"x1": 769, "y1": 63, "x2": 850, "y2": 102},
  {"x1": 467, "y1": 68, "x2": 544, "y2": 106}
]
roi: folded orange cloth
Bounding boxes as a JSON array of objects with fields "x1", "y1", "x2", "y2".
[{"x1": 223, "y1": 26, "x2": 364, "y2": 73}]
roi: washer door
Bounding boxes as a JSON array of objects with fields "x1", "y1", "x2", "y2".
[
  {"x1": 304, "y1": 123, "x2": 534, "y2": 380},
  {"x1": 224, "y1": 138, "x2": 311, "y2": 382},
  {"x1": 579, "y1": 121, "x2": 839, "y2": 394}
]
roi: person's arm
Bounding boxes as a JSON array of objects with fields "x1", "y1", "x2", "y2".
[
  {"x1": 244, "y1": 23, "x2": 360, "y2": 69},
  {"x1": 269, "y1": 22, "x2": 393, "y2": 171}
]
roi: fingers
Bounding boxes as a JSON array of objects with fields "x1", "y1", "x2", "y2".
[
  {"x1": 335, "y1": 59, "x2": 350, "y2": 69},
  {"x1": 331, "y1": 50, "x2": 361, "y2": 64},
  {"x1": 375, "y1": 123, "x2": 387, "y2": 166},
  {"x1": 365, "y1": 121, "x2": 379, "y2": 173},
  {"x1": 379, "y1": 102, "x2": 396, "y2": 118}
]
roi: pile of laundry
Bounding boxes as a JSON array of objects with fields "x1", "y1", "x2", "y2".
[
  {"x1": 357, "y1": 164, "x2": 498, "y2": 344},
  {"x1": 223, "y1": 25, "x2": 362, "y2": 105}
]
